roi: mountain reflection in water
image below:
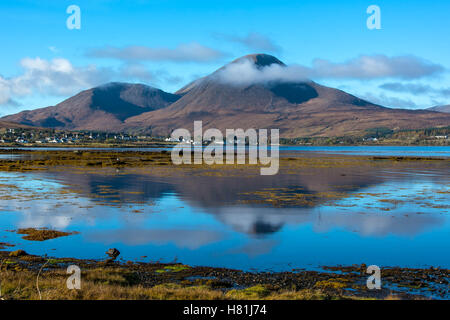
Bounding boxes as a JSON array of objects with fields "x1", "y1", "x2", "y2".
[{"x1": 0, "y1": 155, "x2": 448, "y2": 271}]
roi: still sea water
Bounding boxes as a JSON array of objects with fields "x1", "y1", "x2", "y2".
[{"x1": 0, "y1": 146, "x2": 449, "y2": 271}]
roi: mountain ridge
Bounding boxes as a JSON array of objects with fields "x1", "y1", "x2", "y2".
[
  {"x1": 427, "y1": 105, "x2": 450, "y2": 113},
  {"x1": 2, "y1": 54, "x2": 450, "y2": 137},
  {"x1": 2, "y1": 82, "x2": 180, "y2": 131}
]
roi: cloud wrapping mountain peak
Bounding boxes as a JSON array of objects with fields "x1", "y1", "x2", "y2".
[{"x1": 213, "y1": 55, "x2": 308, "y2": 86}]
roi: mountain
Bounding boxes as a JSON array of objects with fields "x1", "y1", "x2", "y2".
[
  {"x1": 2, "y1": 54, "x2": 450, "y2": 137},
  {"x1": 427, "y1": 105, "x2": 450, "y2": 113},
  {"x1": 1, "y1": 82, "x2": 180, "y2": 131},
  {"x1": 0, "y1": 120, "x2": 37, "y2": 130},
  {"x1": 124, "y1": 54, "x2": 450, "y2": 137}
]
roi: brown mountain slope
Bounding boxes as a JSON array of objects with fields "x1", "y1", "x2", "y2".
[
  {"x1": 2, "y1": 54, "x2": 450, "y2": 137},
  {"x1": 428, "y1": 105, "x2": 450, "y2": 113},
  {"x1": 2, "y1": 82, "x2": 180, "y2": 131},
  {"x1": 125, "y1": 54, "x2": 450, "y2": 137},
  {"x1": 0, "y1": 120, "x2": 37, "y2": 130}
]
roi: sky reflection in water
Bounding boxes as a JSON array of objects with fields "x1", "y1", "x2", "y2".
[{"x1": 0, "y1": 149, "x2": 449, "y2": 271}]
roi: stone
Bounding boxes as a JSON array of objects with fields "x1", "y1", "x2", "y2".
[
  {"x1": 9, "y1": 249, "x2": 27, "y2": 257},
  {"x1": 106, "y1": 248, "x2": 120, "y2": 259}
]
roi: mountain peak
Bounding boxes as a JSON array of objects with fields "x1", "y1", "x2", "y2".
[
  {"x1": 230, "y1": 54, "x2": 286, "y2": 68},
  {"x1": 1, "y1": 82, "x2": 180, "y2": 130},
  {"x1": 3, "y1": 54, "x2": 450, "y2": 137},
  {"x1": 94, "y1": 82, "x2": 157, "y2": 91}
]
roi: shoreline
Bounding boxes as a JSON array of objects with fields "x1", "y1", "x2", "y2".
[
  {"x1": 0, "y1": 151, "x2": 448, "y2": 300},
  {"x1": 0, "y1": 142, "x2": 450, "y2": 149},
  {"x1": 1, "y1": 250, "x2": 448, "y2": 300}
]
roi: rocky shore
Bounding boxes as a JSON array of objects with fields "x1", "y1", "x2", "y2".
[{"x1": 0, "y1": 250, "x2": 448, "y2": 300}]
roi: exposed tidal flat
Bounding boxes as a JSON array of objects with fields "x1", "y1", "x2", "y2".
[
  {"x1": 0, "y1": 147, "x2": 449, "y2": 299},
  {"x1": 1, "y1": 250, "x2": 448, "y2": 300}
]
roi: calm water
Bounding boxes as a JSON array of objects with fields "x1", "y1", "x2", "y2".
[
  {"x1": 2, "y1": 145, "x2": 450, "y2": 157},
  {"x1": 0, "y1": 147, "x2": 449, "y2": 271},
  {"x1": 279, "y1": 146, "x2": 450, "y2": 157}
]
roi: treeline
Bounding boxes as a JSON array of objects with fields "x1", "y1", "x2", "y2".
[
  {"x1": 364, "y1": 127, "x2": 449, "y2": 139},
  {"x1": 281, "y1": 127, "x2": 450, "y2": 146}
]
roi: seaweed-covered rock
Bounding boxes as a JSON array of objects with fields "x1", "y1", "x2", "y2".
[
  {"x1": 9, "y1": 249, "x2": 27, "y2": 257},
  {"x1": 106, "y1": 248, "x2": 120, "y2": 260}
]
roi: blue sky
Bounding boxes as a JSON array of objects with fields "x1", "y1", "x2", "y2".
[{"x1": 1, "y1": 0, "x2": 450, "y2": 116}]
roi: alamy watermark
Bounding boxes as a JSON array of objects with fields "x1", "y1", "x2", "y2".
[
  {"x1": 66, "y1": 265, "x2": 81, "y2": 290},
  {"x1": 366, "y1": 265, "x2": 382, "y2": 290},
  {"x1": 367, "y1": 5, "x2": 381, "y2": 30},
  {"x1": 66, "y1": 5, "x2": 81, "y2": 30},
  {"x1": 169, "y1": 121, "x2": 279, "y2": 176}
]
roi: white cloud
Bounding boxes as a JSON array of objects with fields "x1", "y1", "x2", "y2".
[
  {"x1": 1, "y1": 53, "x2": 445, "y2": 108},
  {"x1": 308, "y1": 55, "x2": 444, "y2": 80},
  {"x1": 119, "y1": 63, "x2": 154, "y2": 81},
  {"x1": 380, "y1": 82, "x2": 450, "y2": 98},
  {"x1": 214, "y1": 54, "x2": 445, "y2": 86},
  {"x1": 214, "y1": 59, "x2": 309, "y2": 85},
  {"x1": 0, "y1": 57, "x2": 113, "y2": 105},
  {"x1": 215, "y1": 32, "x2": 281, "y2": 53},
  {"x1": 0, "y1": 57, "x2": 163, "y2": 106},
  {"x1": 87, "y1": 42, "x2": 225, "y2": 62},
  {"x1": 379, "y1": 82, "x2": 433, "y2": 94},
  {"x1": 0, "y1": 77, "x2": 13, "y2": 105}
]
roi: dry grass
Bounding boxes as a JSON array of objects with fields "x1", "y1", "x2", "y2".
[
  {"x1": 0, "y1": 268, "x2": 221, "y2": 300},
  {"x1": 0, "y1": 267, "x2": 367, "y2": 300}
]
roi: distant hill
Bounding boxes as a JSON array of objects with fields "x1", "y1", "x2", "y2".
[
  {"x1": 427, "y1": 105, "x2": 450, "y2": 113},
  {"x1": 2, "y1": 54, "x2": 450, "y2": 137},
  {"x1": 2, "y1": 82, "x2": 180, "y2": 132}
]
